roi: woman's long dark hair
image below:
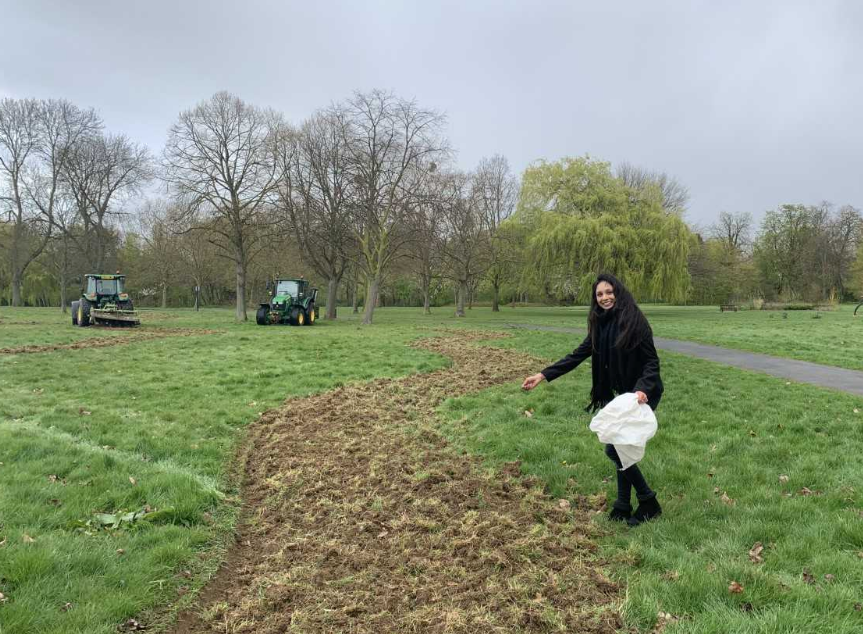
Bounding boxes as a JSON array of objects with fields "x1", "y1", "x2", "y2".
[{"x1": 587, "y1": 273, "x2": 650, "y2": 351}]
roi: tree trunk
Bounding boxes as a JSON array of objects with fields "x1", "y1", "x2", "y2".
[
  {"x1": 60, "y1": 269, "x2": 68, "y2": 314},
  {"x1": 492, "y1": 283, "x2": 500, "y2": 312},
  {"x1": 422, "y1": 281, "x2": 431, "y2": 314},
  {"x1": 455, "y1": 280, "x2": 467, "y2": 317},
  {"x1": 326, "y1": 277, "x2": 339, "y2": 320},
  {"x1": 235, "y1": 260, "x2": 247, "y2": 321},
  {"x1": 11, "y1": 268, "x2": 22, "y2": 307},
  {"x1": 362, "y1": 276, "x2": 379, "y2": 325},
  {"x1": 161, "y1": 282, "x2": 168, "y2": 308},
  {"x1": 351, "y1": 274, "x2": 359, "y2": 314}
]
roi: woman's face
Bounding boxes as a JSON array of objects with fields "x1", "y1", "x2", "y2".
[{"x1": 595, "y1": 281, "x2": 615, "y2": 311}]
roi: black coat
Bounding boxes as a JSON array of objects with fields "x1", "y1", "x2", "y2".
[{"x1": 541, "y1": 314, "x2": 664, "y2": 412}]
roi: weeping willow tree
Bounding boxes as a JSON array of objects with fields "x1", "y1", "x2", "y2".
[{"x1": 515, "y1": 156, "x2": 691, "y2": 302}]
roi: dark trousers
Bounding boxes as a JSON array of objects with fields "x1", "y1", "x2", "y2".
[{"x1": 604, "y1": 444, "x2": 655, "y2": 511}]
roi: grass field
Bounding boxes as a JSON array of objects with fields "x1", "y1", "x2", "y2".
[
  {"x1": 1, "y1": 304, "x2": 862, "y2": 633},
  {"x1": 412, "y1": 303, "x2": 863, "y2": 371}
]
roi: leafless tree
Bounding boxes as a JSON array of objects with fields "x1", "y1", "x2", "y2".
[
  {"x1": 0, "y1": 98, "x2": 99, "y2": 305},
  {"x1": 132, "y1": 199, "x2": 183, "y2": 308},
  {"x1": 163, "y1": 91, "x2": 283, "y2": 321},
  {"x1": 63, "y1": 132, "x2": 152, "y2": 272},
  {"x1": 709, "y1": 211, "x2": 754, "y2": 253},
  {"x1": 475, "y1": 155, "x2": 518, "y2": 311},
  {"x1": 616, "y1": 161, "x2": 689, "y2": 216},
  {"x1": 403, "y1": 174, "x2": 446, "y2": 314},
  {"x1": 438, "y1": 171, "x2": 489, "y2": 317},
  {"x1": 342, "y1": 90, "x2": 448, "y2": 325},
  {"x1": 277, "y1": 108, "x2": 355, "y2": 319}
]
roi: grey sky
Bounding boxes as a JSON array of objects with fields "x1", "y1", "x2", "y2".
[{"x1": 2, "y1": 0, "x2": 861, "y2": 228}]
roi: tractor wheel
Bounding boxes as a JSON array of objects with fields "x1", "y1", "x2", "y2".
[
  {"x1": 306, "y1": 305, "x2": 315, "y2": 325},
  {"x1": 296, "y1": 309, "x2": 306, "y2": 326},
  {"x1": 77, "y1": 299, "x2": 91, "y2": 327},
  {"x1": 288, "y1": 306, "x2": 300, "y2": 326},
  {"x1": 71, "y1": 301, "x2": 79, "y2": 326},
  {"x1": 256, "y1": 306, "x2": 269, "y2": 325}
]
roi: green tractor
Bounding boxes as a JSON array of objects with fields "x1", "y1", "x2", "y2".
[
  {"x1": 71, "y1": 274, "x2": 140, "y2": 327},
  {"x1": 256, "y1": 278, "x2": 319, "y2": 326}
]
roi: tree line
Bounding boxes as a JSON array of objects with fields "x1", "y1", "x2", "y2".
[{"x1": 2, "y1": 91, "x2": 862, "y2": 318}]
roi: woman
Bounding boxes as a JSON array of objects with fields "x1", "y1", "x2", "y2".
[{"x1": 521, "y1": 273, "x2": 664, "y2": 526}]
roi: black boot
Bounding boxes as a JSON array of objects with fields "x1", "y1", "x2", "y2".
[
  {"x1": 608, "y1": 505, "x2": 631, "y2": 522},
  {"x1": 627, "y1": 496, "x2": 662, "y2": 526}
]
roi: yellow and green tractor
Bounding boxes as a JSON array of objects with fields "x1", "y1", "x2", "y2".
[
  {"x1": 256, "y1": 278, "x2": 319, "y2": 326},
  {"x1": 71, "y1": 274, "x2": 140, "y2": 327}
]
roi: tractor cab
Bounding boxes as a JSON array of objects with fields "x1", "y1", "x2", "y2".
[{"x1": 84, "y1": 274, "x2": 129, "y2": 303}]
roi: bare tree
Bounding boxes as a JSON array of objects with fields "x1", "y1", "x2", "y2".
[
  {"x1": 616, "y1": 161, "x2": 689, "y2": 216},
  {"x1": 475, "y1": 155, "x2": 518, "y2": 311},
  {"x1": 404, "y1": 174, "x2": 445, "y2": 314},
  {"x1": 163, "y1": 91, "x2": 283, "y2": 321},
  {"x1": 343, "y1": 90, "x2": 447, "y2": 325},
  {"x1": 277, "y1": 108, "x2": 354, "y2": 319},
  {"x1": 0, "y1": 99, "x2": 99, "y2": 305},
  {"x1": 63, "y1": 132, "x2": 152, "y2": 271},
  {"x1": 438, "y1": 171, "x2": 489, "y2": 317},
  {"x1": 709, "y1": 211, "x2": 753, "y2": 253}
]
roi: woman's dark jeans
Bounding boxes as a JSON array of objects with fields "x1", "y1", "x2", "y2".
[{"x1": 604, "y1": 444, "x2": 655, "y2": 511}]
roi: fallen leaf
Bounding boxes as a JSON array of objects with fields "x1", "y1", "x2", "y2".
[
  {"x1": 798, "y1": 487, "x2": 817, "y2": 496},
  {"x1": 116, "y1": 548, "x2": 125, "y2": 555},
  {"x1": 523, "y1": 409, "x2": 533, "y2": 418},
  {"x1": 49, "y1": 498, "x2": 62, "y2": 507},
  {"x1": 855, "y1": 603, "x2": 862, "y2": 611},
  {"x1": 748, "y1": 542, "x2": 764, "y2": 564},
  {"x1": 748, "y1": 429, "x2": 757, "y2": 437},
  {"x1": 824, "y1": 574, "x2": 835, "y2": 583},
  {"x1": 713, "y1": 487, "x2": 720, "y2": 494},
  {"x1": 22, "y1": 533, "x2": 35, "y2": 543},
  {"x1": 129, "y1": 477, "x2": 137, "y2": 486},
  {"x1": 854, "y1": 409, "x2": 860, "y2": 414},
  {"x1": 61, "y1": 602, "x2": 73, "y2": 611},
  {"x1": 741, "y1": 602, "x2": 753, "y2": 613},
  {"x1": 707, "y1": 470, "x2": 715, "y2": 478},
  {"x1": 0, "y1": 537, "x2": 6, "y2": 547},
  {"x1": 779, "y1": 474, "x2": 789, "y2": 484},
  {"x1": 120, "y1": 619, "x2": 147, "y2": 631},
  {"x1": 802, "y1": 569, "x2": 815, "y2": 585},
  {"x1": 721, "y1": 492, "x2": 735, "y2": 506},
  {"x1": 557, "y1": 498, "x2": 571, "y2": 510},
  {"x1": 661, "y1": 570, "x2": 679, "y2": 581},
  {"x1": 0, "y1": 592, "x2": 6, "y2": 603},
  {"x1": 79, "y1": 408, "x2": 91, "y2": 416},
  {"x1": 728, "y1": 580, "x2": 744, "y2": 594}
]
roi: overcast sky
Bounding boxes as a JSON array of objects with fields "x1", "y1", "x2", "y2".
[{"x1": 2, "y1": 0, "x2": 861, "y2": 228}]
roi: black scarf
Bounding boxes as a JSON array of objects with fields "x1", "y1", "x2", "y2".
[{"x1": 589, "y1": 308, "x2": 626, "y2": 412}]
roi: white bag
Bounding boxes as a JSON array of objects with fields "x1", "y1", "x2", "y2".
[{"x1": 588, "y1": 393, "x2": 657, "y2": 470}]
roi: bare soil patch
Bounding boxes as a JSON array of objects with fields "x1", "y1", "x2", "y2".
[
  {"x1": 169, "y1": 331, "x2": 622, "y2": 634},
  {"x1": 0, "y1": 328, "x2": 220, "y2": 355}
]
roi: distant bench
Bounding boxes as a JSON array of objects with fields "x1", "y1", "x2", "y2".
[{"x1": 719, "y1": 304, "x2": 739, "y2": 312}]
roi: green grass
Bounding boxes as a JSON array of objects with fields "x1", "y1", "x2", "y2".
[
  {"x1": 0, "y1": 307, "x2": 449, "y2": 634},
  {"x1": 2, "y1": 304, "x2": 862, "y2": 633},
  {"x1": 355, "y1": 303, "x2": 863, "y2": 371},
  {"x1": 438, "y1": 328, "x2": 863, "y2": 633}
]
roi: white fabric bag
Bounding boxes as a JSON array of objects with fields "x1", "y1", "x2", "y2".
[{"x1": 588, "y1": 393, "x2": 657, "y2": 470}]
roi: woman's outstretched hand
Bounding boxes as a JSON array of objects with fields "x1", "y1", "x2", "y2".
[
  {"x1": 522, "y1": 373, "x2": 546, "y2": 391},
  {"x1": 635, "y1": 390, "x2": 648, "y2": 404}
]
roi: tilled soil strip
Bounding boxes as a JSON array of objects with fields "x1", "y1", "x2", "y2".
[
  {"x1": 0, "y1": 328, "x2": 221, "y2": 355},
  {"x1": 170, "y1": 331, "x2": 621, "y2": 634}
]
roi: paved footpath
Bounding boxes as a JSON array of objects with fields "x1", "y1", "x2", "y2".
[{"x1": 506, "y1": 324, "x2": 863, "y2": 399}]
